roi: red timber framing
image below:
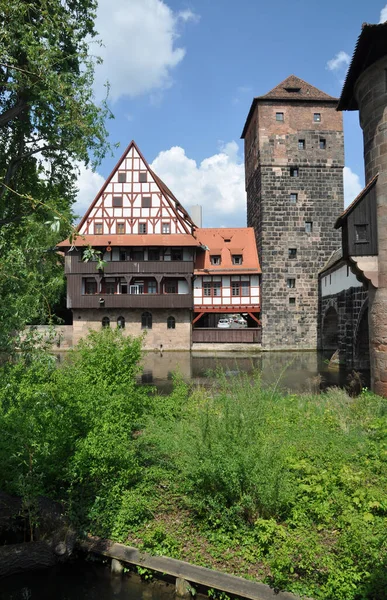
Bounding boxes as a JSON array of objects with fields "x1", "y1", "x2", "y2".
[{"x1": 77, "y1": 141, "x2": 197, "y2": 237}]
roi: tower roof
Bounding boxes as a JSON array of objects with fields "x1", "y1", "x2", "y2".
[
  {"x1": 338, "y1": 22, "x2": 387, "y2": 111},
  {"x1": 241, "y1": 75, "x2": 338, "y2": 138}
]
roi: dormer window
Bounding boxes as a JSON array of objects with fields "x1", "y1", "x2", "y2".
[
  {"x1": 284, "y1": 87, "x2": 301, "y2": 93},
  {"x1": 232, "y1": 255, "x2": 243, "y2": 265},
  {"x1": 210, "y1": 255, "x2": 221, "y2": 265}
]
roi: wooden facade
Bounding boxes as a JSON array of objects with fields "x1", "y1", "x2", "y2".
[{"x1": 58, "y1": 142, "x2": 262, "y2": 347}]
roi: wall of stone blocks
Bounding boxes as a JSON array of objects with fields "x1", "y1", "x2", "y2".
[
  {"x1": 72, "y1": 308, "x2": 192, "y2": 350},
  {"x1": 319, "y1": 286, "x2": 369, "y2": 369},
  {"x1": 245, "y1": 100, "x2": 344, "y2": 349}
]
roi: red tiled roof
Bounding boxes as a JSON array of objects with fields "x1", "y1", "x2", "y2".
[
  {"x1": 57, "y1": 234, "x2": 200, "y2": 248},
  {"x1": 194, "y1": 228, "x2": 261, "y2": 274},
  {"x1": 335, "y1": 174, "x2": 378, "y2": 228},
  {"x1": 241, "y1": 75, "x2": 338, "y2": 138}
]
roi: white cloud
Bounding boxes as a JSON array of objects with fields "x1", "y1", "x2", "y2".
[
  {"x1": 380, "y1": 4, "x2": 387, "y2": 22},
  {"x1": 72, "y1": 163, "x2": 105, "y2": 221},
  {"x1": 343, "y1": 166, "x2": 363, "y2": 207},
  {"x1": 326, "y1": 51, "x2": 350, "y2": 72},
  {"x1": 94, "y1": 0, "x2": 199, "y2": 102},
  {"x1": 150, "y1": 141, "x2": 246, "y2": 227}
]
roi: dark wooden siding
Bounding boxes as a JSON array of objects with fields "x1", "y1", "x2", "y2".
[
  {"x1": 67, "y1": 286, "x2": 192, "y2": 310},
  {"x1": 65, "y1": 255, "x2": 194, "y2": 275},
  {"x1": 192, "y1": 328, "x2": 262, "y2": 343},
  {"x1": 346, "y1": 185, "x2": 377, "y2": 256}
]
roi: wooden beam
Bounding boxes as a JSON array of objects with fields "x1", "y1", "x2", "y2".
[
  {"x1": 248, "y1": 312, "x2": 261, "y2": 325},
  {"x1": 192, "y1": 312, "x2": 204, "y2": 324}
]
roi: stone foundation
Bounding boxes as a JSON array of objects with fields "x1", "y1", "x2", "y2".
[{"x1": 72, "y1": 308, "x2": 191, "y2": 350}]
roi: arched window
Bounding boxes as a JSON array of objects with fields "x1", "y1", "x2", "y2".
[
  {"x1": 102, "y1": 316, "x2": 110, "y2": 328},
  {"x1": 117, "y1": 316, "x2": 125, "y2": 329},
  {"x1": 141, "y1": 311, "x2": 152, "y2": 330},
  {"x1": 167, "y1": 316, "x2": 176, "y2": 329}
]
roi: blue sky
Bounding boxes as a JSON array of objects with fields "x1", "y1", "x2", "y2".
[{"x1": 74, "y1": 0, "x2": 387, "y2": 227}]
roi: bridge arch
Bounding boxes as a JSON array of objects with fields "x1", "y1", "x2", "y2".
[
  {"x1": 354, "y1": 299, "x2": 370, "y2": 370},
  {"x1": 322, "y1": 301, "x2": 339, "y2": 351}
]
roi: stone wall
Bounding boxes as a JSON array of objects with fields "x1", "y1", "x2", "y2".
[
  {"x1": 245, "y1": 100, "x2": 344, "y2": 349},
  {"x1": 72, "y1": 308, "x2": 191, "y2": 350},
  {"x1": 355, "y1": 56, "x2": 387, "y2": 395},
  {"x1": 319, "y1": 286, "x2": 369, "y2": 370}
]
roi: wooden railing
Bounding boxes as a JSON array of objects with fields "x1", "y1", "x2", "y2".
[
  {"x1": 67, "y1": 291, "x2": 193, "y2": 310},
  {"x1": 192, "y1": 328, "x2": 262, "y2": 343},
  {"x1": 65, "y1": 255, "x2": 194, "y2": 275}
]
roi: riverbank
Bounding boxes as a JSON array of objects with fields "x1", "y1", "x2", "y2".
[{"x1": 0, "y1": 330, "x2": 385, "y2": 599}]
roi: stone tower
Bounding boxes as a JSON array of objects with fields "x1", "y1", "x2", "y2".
[
  {"x1": 241, "y1": 75, "x2": 344, "y2": 349},
  {"x1": 338, "y1": 22, "x2": 387, "y2": 396}
]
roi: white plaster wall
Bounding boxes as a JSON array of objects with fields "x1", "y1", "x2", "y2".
[{"x1": 321, "y1": 264, "x2": 362, "y2": 297}]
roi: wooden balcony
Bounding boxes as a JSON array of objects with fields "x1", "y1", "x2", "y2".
[
  {"x1": 65, "y1": 255, "x2": 194, "y2": 275},
  {"x1": 68, "y1": 291, "x2": 193, "y2": 310},
  {"x1": 192, "y1": 328, "x2": 261, "y2": 343}
]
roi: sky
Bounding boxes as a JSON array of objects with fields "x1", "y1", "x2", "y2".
[{"x1": 73, "y1": 0, "x2": 387, "y2": 228}]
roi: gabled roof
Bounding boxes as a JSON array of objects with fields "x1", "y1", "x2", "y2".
[
  {"x1": 335, "y1": 174, "x2": 378, "y2": 228},
  {"x1": 76, "y1": 140, "x2": 196, "y2": 234},
  {"x1": 338, "y1": 22, "x2": 387, "y2": 111},
  {"x1": 319, "y1": 248, "x2": 343, "y2": 274},
  {"x1": 194, "y1": 228, "x2": 261, "y2": 274},
  {"x1": 241, "y1": 75, "x2": 338, "y2": 138}
]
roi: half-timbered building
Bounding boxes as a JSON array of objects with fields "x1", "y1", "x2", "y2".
[{"x1": 58, "y1": 141, "x2": 262, "y2": 349}]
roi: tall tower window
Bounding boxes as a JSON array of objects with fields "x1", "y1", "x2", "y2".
[
  {"x1": 287, "y1": 278, "x2": 296, "y2": 288},
  {"x1": 298, "y1": 139, "x2": 305, "y2": 150},
  {"x1": 288, "y1": 248, "x2": 297, "y2": 259},
  {"x1": 319, "y1": 138, "x2": 326, "y2": 149},
  {"x1": 290, "y1": 193, "x2": 298, "y2": 204},
  {"x1": 276, "y1": 112, "x2": 284, "y2": 121},
  {"x1": 314, "y1": 113, "x2": 321, "y2": 122},
  {"x1": 290, "y1": 167, "x2": 299, "y2": 177}
]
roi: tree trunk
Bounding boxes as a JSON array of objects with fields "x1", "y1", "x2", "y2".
[{"x1": 0, "y1": 541, "x2": 56, "y2": 579}]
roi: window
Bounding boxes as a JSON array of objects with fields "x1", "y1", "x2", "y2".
[
  {"x1": 162, "y1": 222, "x2": 170, "y2": 234},
  {"x1": 319, "y1": 138, "x2": 326, "y2": 149},
  {"x1": 298, "y1": 139, "x2": 305, "y2": 150},
  {"x1": 290, "y1": 193, "x2": 298, "y2": 204},
  {"x1": 141, "y1": 311, "x2": 152, "y2": 329},
  {"x1": 118, "y1": 172, "x2": 126, "y2": 183},
  {"x1": 288, "y1": 248, "x2": 297, "y2": 259},
  {"x1": 104, "y1": 279, "x2": 116, "y2": 294},
  {"x1": 139, "y1": 222, "x2": 147, "y2": 234},
  {"x1": 210, "y1": 255, "x2": 221, "y2": 265},
  {"x1": 139, "y1": 172, "x2": 147, "y2": 183},
  {"x1": 147, "y1": 280, "x2": 157, "y2": 294},
  {"x1": 203, "y1": 280, "x2": 222, "y2": 296},
  {"x1": 120, "y1": 282, "x2": 127, "y2": 294},
  {"x1": 165, "y1": 281, "x2": 177, "y2": 294},
  {"x1": 117, "y1": 316, "x2": 125, "y2": 329},
  {"x1": 142, "y1": 196, "x2": 151, "y2": 208},
  {"x1": 287, "y1": 278, "x2": 296, "y2": 289},
  {"x1": 305, "y1": 221, "x2": 313, "y2": 233},
  {"x1": 113, "y1": 196, "x2": 123, "y2": 207},
  {"x1": 148, "y1": 248, "x2": 160, "y2": 261},
  {"x1": 232, "y1": 255, "x2": 243, "y2": 265},
  {"x1": 131, "y1": 249, "x2": 144, "y2": 261},
  {"x1": 355, "y1": 224, "x2": 368, "y2": 243},
  {"x1": 314, "y1": 113, "x2": 321, "y2": 122},
  {"x1": 117, "y1": 222, "x2": 125, "y2": 234},
  {"x1": 102, "y1": 317, "x2": 110, "y2": 328},
  {"x1": 167, "y1": 316, "x2": 176, "y2": 329},
  {"x1": 171, "y1": 248, "x2": 182, "y2": 261},
  {"x1": 276, "y1": 112, "x2": 284, "y2": 121},
  {"x1": 290, "y1": 167, "x2": 299, "y2": 177},
  {"x1": 94, "y1": 222, "x2": 103, "y2": 235},
  {"x1": 119, "y1": 251, "x2": 126, "y2": 261},
  {"x1": 85, "y1": 279, "x2": 97, "y2": 295},
  {"x1": 203, "y1": 282, "x2": 211, "y2": 296},
  {"x1": 232, "y1": 281, "x2": 240, "y2": 296},
  {"x1": 289, "y1": 297, "x2": 296, "y2": 306},
  {"x1": 241, "y1": 281, "x2": 249, "y2": 296}
]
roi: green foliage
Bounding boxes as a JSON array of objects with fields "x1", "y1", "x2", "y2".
[{"x1": 0, "y1": 0, "x2": 112, "y2": 350}]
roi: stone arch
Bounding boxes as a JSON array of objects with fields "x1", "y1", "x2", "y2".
[
  {"x1": 354, "y1": 299, "x2": 370, "y2": 370},
  {"x1": 322, "y1": 302, "x2": 339, "y2": 351}
]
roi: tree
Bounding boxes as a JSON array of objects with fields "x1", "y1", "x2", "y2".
[{"x1": 0, "y1": 0, "x2": 111, "y2": 351}]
